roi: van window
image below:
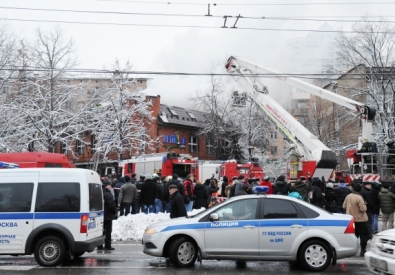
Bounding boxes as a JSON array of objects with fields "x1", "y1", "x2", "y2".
[
  {"x1": 35, "y1": 183, "x2": 80, "y2": 212},
  {"x1": 89, "y1": 183, "x2": 103, "y2": 211},
  {"x1": 0, "y1": 183, "x2": 33, "y2": 212}
]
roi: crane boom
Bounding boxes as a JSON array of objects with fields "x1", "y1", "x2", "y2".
[
  {"x1": 226, "y1": 56, "x2": 342, "y2": 180},
  {"x1": 226, "y1": 56, "x2": 376, "y2": 144}
]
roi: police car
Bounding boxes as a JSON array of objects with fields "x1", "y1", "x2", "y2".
[
  {"x1": 365, "y1": 228, "x2": 395, "y2": 274},
  {"x1": 0, "y1": 168, "x2": 105, "y2": 267},
  {"x1": 142, "y1": 194, "x2": 358, "y2": 272}
]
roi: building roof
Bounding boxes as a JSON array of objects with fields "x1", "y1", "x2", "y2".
[{"x1": 158, "y1": 104, "x2": 206, "y2": 128}]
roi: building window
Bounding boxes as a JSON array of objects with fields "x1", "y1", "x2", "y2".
[
  {"x1": 61, "y1": 142, "x2": 67, "y2": 154},
  {"x1": 189, "y1": 136, "x2": 198, "y2": 153},
  {"x1": 90, "y1": 135, "x2": 96, "y2": 149},
  {"x1": 270, "y1": 146, "x2": 277, "y2": 155},
  {"x1": 270, "y1": 132, "x2": 277, "y2": 140},
  {"x1": 65, "y1": 102, "x2": 72, "y2": 110},
  {"x1": 168, "y1": 108, "x2": 178, "y2": 118},
  {"x1": 206, "y1": 139, "x2": 214, "y2": 155},
  {"x1": 77, "y1": 101, "x2": 84, "y2": 111},
  {"x1": 297, "y1": 102, "x2": 307, "y2": 109},
  {"x1": 76, "y1": 137, "x2": 84, "y2": 155},
  {"x1": 187, "y1": 112, "x2": 197, "y2": 121}
]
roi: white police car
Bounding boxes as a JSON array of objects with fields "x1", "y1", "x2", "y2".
[
  {"x1": 365, "y1": 228, "x2": 395, "y2": 274},
  {"x1": 143, "y1": 194, "x2": 358, "y2": 272},
  {"x1": 0, "y1": 168, "x2": 105, "y2": 267}
]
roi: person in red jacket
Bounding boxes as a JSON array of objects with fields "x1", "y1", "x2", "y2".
[{"x1": 260, "y1": 176, "x2": 273, "y2": 194}]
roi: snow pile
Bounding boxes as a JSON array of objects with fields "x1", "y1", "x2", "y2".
[{"x1": 111, "y1": 208, "x2": 206, "y2": 241}]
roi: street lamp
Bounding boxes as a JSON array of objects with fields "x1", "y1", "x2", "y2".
[{"x1": 247, "y1": 145, "x2": 254, "y2": 161}]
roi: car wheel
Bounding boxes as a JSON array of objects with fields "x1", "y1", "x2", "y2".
[
  {"x1": 73, "y1": 252, "x2": 85, "y2": 258},
  {"x1": 34, "y1": 236, "x2": 67, "y2": 267},
  {"x1": 168, "y1": 237, "x2": 197, "y2": 268},
  {"x1": 298, "y1": 240, "x2": 331, "y2": 272}
]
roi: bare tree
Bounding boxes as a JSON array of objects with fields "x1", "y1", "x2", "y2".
[
  {"x1": 337, "y1": 15, "x2": 395, "y2": 141},
  {"x1": 90, "y1": 59, "x2": 156, "y2": 170},
  {"x1": 9, "y1": 26, "x2": 94, "y2": 153},
  {"x1": 192, "y1": 73, "x2": 236, "y2": 159}
]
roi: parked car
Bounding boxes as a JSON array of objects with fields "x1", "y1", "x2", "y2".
[
  {"x1": 365, "y1": 228, "x2": 395, "y2": 275},
  {"x1": 142, "y1": 194, "x2": 358, "y2": 272}
]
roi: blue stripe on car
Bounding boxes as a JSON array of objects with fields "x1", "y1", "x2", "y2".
[
  {"x1": 0, "y1": 212, "x2": 104, "y2": 220},
  {"x1": 160, "y1": 219, "x2": 350, "y2": 232}
]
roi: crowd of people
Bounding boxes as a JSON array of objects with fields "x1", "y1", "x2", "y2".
[
  {"x1": 100, "y1": 172, "x2": 222, "y2": 220},
  {"x1": 100, "y1": 171, "x2": 395, "y2": 256}
]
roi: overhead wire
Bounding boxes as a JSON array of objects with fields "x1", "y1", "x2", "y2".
[
  {"x1": 2, "y1": 66, "x2": 389, "y2": 81},
  {"x1": 0, "y1": 6, "x2": 395, "y2": 24},
  {"x1": 1, "y1": 17, "x2": 393, "y2": 34},
  {"x1": 94, "y1": 0, "x2": 395, "y2": 6}
]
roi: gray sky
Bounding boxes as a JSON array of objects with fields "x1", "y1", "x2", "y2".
[{"x1": 2, "y1": 0, "x2": 393, "y2": 106}]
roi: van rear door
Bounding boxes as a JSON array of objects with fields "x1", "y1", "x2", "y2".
[
  {"x1": 0, "y1": 172, "x2": 38, "y2": 253},
  {"x1": 88, "y1": 183, "x2": 104, "y2": 238}
]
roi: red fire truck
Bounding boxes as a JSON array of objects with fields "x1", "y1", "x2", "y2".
[
  {"x1": 0, "y1": 152, "x2": 75, "y2": 168},
  {"x1": 218, "y1": 159, "x2": 265, "y2": 182},
  {"x1": 118, "y1": 152, "x2": 199, "y2": 179}
]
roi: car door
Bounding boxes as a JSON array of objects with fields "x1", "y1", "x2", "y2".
[
  {"x1": 204, "y1": 198, "x2": 259, "y2": 256},
  {"x1": 0, "y1": 173, "x2": 37, "y2": 253},
  {"x1": 259, "y1": 198, "x2": 308, "y2": 256}
]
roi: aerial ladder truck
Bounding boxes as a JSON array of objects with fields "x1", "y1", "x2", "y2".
[{"x1": 225, "y1": 56, "x2": 378, "y2": 182}]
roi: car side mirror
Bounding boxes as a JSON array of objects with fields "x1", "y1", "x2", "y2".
[{"x1": 210, "y1": 213, "x2": 219, "y2": 221}]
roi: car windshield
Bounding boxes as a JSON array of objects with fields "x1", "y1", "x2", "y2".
[{"x1": 188, "y1": 197, "x2": 232, "y2": 218}]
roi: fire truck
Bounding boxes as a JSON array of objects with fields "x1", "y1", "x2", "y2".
[
  {"x1": 117, "y1": 152, "x2": 199, "y2": 179},
  {"x1": 0, "y1": 152, "x2": 75, "y2": 168},
  {"x1": 225, "y1": 56, "x2": 394, "y2": 183},
  {"x1": 217, "y1": 158, "x2": 265, "y2": 182}
]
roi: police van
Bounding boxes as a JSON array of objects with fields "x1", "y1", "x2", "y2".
[{"x1": 0, "y1": 168, "x2": 105, "y2": 267}]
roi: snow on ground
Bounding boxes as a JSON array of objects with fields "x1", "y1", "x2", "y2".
[{"x1": 111, "y1": 208, "x2": 206, "y2": 242}]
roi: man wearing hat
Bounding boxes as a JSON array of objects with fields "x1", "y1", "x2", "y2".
[
  {"x1": 334, "y1": 178, "x2": 351, "y2": 214},
  {"x1": 168, "y1": 184, "x2": 187, "y2": 219},
  {"x1": 98, "y1": 181, "x2": 117, "y2": 251}
]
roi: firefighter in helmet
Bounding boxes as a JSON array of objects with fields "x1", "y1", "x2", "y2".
[
  {"x1": 384, "y1": 138, "x2": 395, "y2": 166},
  {"x1": 289, "y1": 144, "x2": 303, "y2": 180}
]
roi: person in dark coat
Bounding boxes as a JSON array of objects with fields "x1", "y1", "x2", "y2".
[
  {"x1": 168, "y1": 184, "x2": 187, "y2": 219},
  {"x1": 273, "y1": 175, "x2": 287, "y2": 195},
  {"x1": 98, "y1": 181, "x2": 117, "y2": 250},
  {"x1": 324, "y1": 182, "x2": 337, "y2": 213},
  {"x1": 132, "y1": 175, "x2": 145, "y2": 214},
  {"x1": 194, "y1": 180, "x2": 209, "y2": 209},
  {"x1": 379, "y1": 184, "x2": 395, "y2": 231},
  {"x1": 371, "y1": 182, "x2": 381, "y2": 234},
  {"x1": 360, "y1": 182, "x2": 374, "y2": 238},
  {"x1": 235, "y1": 181, "x2": 250, "y2": 196},
  {"x1": 309, "y1": 178, "x2": 325, "y2": 208},
  {"x1": 220, "y1": 176, "x2": 229, "y2": 197},
  {"x1": 334, "y1": 179, "x2": 351, "y2": 214},
  {"x1": 113, "y1": 176, "x2": 125, "y2": 205},
  {"x1": 140, "y1": 174, "x2": 157, "y2": 214},
  {"x1": 294, "y1": 180, "x2": 309, "y2": 202}
]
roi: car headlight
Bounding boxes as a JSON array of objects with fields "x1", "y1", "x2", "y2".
[{"x1": 145, "y1": 226, "x2": 167, "y2": 235}]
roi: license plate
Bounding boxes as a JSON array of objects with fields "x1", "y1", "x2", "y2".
[
  {"x1": 370, "y1": 257, "x2": 388, "y2": 272},
  {"x1": 88, "y1": 221, "x2": 96, "y2": 229}
]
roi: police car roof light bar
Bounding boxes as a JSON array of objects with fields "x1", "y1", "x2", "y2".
[{"x1": 0, "y1": 161, "x2": 20, "y2": 168}]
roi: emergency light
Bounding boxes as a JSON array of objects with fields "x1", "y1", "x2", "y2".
[
  {"x1": 252, "y1": 186, "x2": 269, "y2": 194},
  {"x1": 0, "y1": 161, "x2": 20, "y2": 168}
]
